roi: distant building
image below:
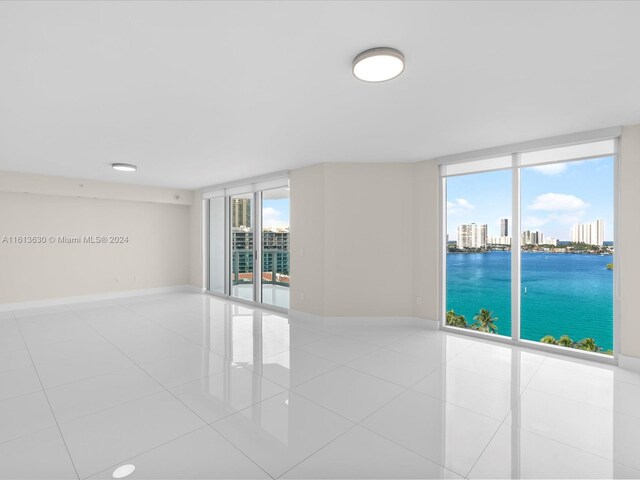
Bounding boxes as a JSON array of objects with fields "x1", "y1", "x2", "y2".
[
  {"x1": 571, "y1": 219, "x2": 604, "y2": 246},
  {"x1": 457, "y1": 223, "x2": 487, "y2": 249},
  {"x1": 232, "y1": 198, "x2": 251, "y2": 228},
  {"x1": 545, "y1": 237, "x2": 560, "y2": 247},
  {"x1": 489, "y1": 235, "x2": 511, "y2": 246},
  {"x1": 522, "y1": 230, "x2": 544, "y2": 245},
  {"x1": 232, "y1": 227, "x2": 290, "y2": 276},
  {"x1": 232, "y1": 226, "x2": 254, "y2": 275},
  {"x1": 500, "y1": 218, "x2": 509, "y2": 237},
  {"x1": 262, "y1": 228, "x2": 290, "y2": 275}
]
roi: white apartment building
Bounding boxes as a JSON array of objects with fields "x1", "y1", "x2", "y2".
[
  {"x1": 457, "y1": 223, "x2": 488, "y2": 249},
  {"x1": 489, "y1": 235, "x2": 512, "y2": 245},
  {"x1": 571, "y1": 219, "x2": 605, "y2": 246}
]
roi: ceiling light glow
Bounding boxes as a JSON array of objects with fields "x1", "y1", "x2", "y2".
[
  {"x1": 112, "y1": 464, "x2": 136, "y2": 479},
  {"x1": 352, "y1": 47, "x2": 405, "y2": 82},
  {"x1": 111, "y1": 163, "x2": 137, "y2": 172}
]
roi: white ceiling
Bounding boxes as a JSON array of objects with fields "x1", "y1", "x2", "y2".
[{"x1": 1, "y1": 1, "x2": 639, "y2": 190}]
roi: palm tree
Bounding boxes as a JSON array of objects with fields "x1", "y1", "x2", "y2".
[
  {"x1": 541, "y1": 335, "x2": 558, "y2": 345},
  {"x1": 471, "y1": 309, "x2": 498, "y2": 334},
  {"x1": 558, "y1": 335, "x2": 574, "y2": 348},
  {"x1": 577, "y1": 338, "x2": 598, "y2": 352},
  {"x1": 446, "y1": 310, "x2": 468, "y2": 328}
]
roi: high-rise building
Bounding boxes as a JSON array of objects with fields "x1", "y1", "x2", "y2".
[
  {"x1": 457, "y1": 223, "x2": 487, "y2": 249},
  {"x1": 231, "y1": 227, "x2": 290, "y2": 275},
  {"x1": 522, "y1": 230, "x2": 544, "y2": 245},
  {"x1": 500, "y1": 218, "x2": 509, "y2": 237},
  {"x1": 231, "y1": 198, "x2": 251, "y2": 228},
  {"x1": 571, "y1": 219, "x2": 604, "y2": 246},
  {"x1": 262, "y1": 227, "x2": 290, "y2": 276},
  {"x1": 545, "y1": 237, "x2": 560, "y2": 246}
]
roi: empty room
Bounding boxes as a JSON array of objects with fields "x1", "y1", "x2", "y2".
[{"x1": 2, "y1": 1, "x2": 640, "y2": 479}]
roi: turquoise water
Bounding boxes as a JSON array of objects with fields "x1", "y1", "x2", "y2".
[{"x1": 446, "y1": 251, "x2": 614, "y2": 350}]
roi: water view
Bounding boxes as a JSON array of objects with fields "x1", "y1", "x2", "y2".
[{"x1": 446, "y1": 251, "x2": 614, "y2": 351}]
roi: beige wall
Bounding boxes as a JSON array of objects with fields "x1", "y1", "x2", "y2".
[
  {"x1": 290, "y1": 163, "x2": 416, "y2": 317},
  {"x1": 0, "y1": 171, "x2": 194, "y2": 304},
  {"x1": 619, "y1": 125, "x2": 640, "y2": 358},
  {"x1": 413, "y1": 160, "x2": 441, "y2": 321},
  {"x1": 290, "y1": 164, "x2": 327, "y2": 315}
]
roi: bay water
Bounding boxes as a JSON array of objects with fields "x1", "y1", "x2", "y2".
[{"x1": 446, "y1": 251, "x2": 614, "y2": 350}]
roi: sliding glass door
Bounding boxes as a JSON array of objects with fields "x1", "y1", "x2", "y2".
[
  {"x1": 206, "y1": 177, "x2": 290, "y2": 310},
  {"x1": 442, "y1": 139, "x2": 616, "y2": 357},
  {"x1": 261, "y1": 187, "x2": 290, "y2": 309},
  {"x1": 230, "y1": 193, "x2": 255, "y2": 301}
]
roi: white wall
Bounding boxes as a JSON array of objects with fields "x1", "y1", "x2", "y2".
[{"x1": 0, "y1": 171, "x2": 194, "y2": 304}]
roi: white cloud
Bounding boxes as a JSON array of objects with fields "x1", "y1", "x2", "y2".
[
  {"x1": 547, "y1": 213, "x2": 585, "y2": 225},
  {"x1": 522, "y1": 216, "x2": 549, "y2": 229},
  {"x1": 530, "y1": 163, "x2": 568, "y2": 175},
  {"x1": 262, "y1": 207, "x2": 289, "y2": 228},
  {"x1": 447, "y1": 198, "x2": 475, "y2": 215},
  {"x1": 528, "y1": 193, "x2": 589, "y2": 212}
]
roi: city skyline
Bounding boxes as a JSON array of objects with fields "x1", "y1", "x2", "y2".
[
  {"x1": 454, "y1": 221, "x2": 601, "y2": 247},
  {"x1": 446, "y1": 156, "x2": 614, "y2": 240}
]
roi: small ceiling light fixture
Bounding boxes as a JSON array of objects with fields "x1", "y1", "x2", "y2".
[
  {"x1": 111, "y1": 163, "x2": 137, "y2": 172},
  {"x1": 352, "y1": 47, "x2": 405, "y2": 82},
  {"x1": 112, "y1": 464, "x2": 136, "y2": 479}
]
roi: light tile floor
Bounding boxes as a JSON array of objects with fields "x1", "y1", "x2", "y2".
[{"x1": 1, "y1": 292, "x2": 640, "y2": 479}]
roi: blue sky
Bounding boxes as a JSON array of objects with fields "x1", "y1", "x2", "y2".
[
  {"x1": 262, "y1": 198, "x2": 290, "y2": 228},
  {"x1": 446, "y1": 157, "x2": 614, "y2": 241}
]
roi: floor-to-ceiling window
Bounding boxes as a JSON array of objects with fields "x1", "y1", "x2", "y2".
[
  {"x1": 230, "y1": 193, "x2": 255, "y2": 301},
  {"x1": 205, "y1": 176, "x2": 290, "y2": 310},
  {"x1": 261, "y1": 187, "x2": 290, "y2": 309},
  {"x1": 445, "y1": 166, "x2": 512, "y2": 338},
  {"x1": 441, "y1": 136, "x2": 617, "y2": 357}
]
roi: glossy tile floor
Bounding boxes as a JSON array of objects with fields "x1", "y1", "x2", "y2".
[{"x1": 2, "y1": 292, "x2": 640, "y2": 479}]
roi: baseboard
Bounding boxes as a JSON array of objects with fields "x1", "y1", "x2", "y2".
[
  {"x1": 0, "y1": 285, "x2": 200, "y2": 312},
  {"x1": 288, "y1": 309, "x2": 439, "y2": 330},
  {"x1": 618, "y1": 354, "x2": 640, "y2": 373}
]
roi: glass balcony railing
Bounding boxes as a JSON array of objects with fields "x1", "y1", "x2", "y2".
[
  {"x1": 231, "y1": 249, "x2": 289, "y2": 287},
  {"x1": 261, "y1": 250, "x2": 290, "y2": 287}
]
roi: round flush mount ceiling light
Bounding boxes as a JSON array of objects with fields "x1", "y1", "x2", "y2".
[
  {"x1": 111, "y1": 163, "x2": 137, "y2": 172},
  {"x1": 112, "y1": 464, "x2": 136, "y2": 479},
  {"x1": 352, "y1": 47, "x2": 405, "y2": 82}
]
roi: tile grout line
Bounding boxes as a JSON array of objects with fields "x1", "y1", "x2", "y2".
[
  {"x1": 342, "y1": 339, "x2": 531, "y2": 478},
  {"x1": 81, "y1": 424, "x2": 212, "y2": 479},
  {"x1": 277, "y1": 363, "x2": 467, "y2": 480},
  {"x1": 275, "y1": 351, "x2": 451, "y2": 478},
  {"x1": 504, "y1": 356, "x2": 640, "y2": 475},
  {"x1": 463, "y1": 354, "x2": 549, "y2": 478},
  {"x1": 12, "y1": 311, "x2": 81, "y2": 480},
  {"x1": 70, "y1": 308, "x2": 276, "y2": 480}
]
